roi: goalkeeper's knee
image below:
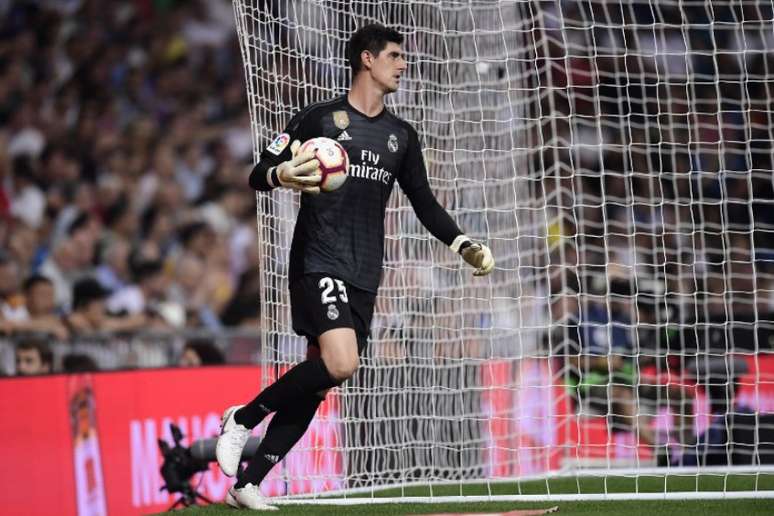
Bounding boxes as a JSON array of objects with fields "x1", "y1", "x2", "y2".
[{"x1": 324, "y1": 355, "x2": 359, "y2": 383}]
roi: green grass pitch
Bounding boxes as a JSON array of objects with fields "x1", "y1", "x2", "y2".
[{"x1": 159, "y1": 474, "x2": 774, "y2": 515}]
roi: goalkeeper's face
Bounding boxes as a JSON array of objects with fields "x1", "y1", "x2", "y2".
[{"x1": 370, "y1": 42, "x2": 407, "y2": 93}]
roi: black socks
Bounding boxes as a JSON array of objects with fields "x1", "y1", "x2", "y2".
[
  {"x1": 235, "y1": 394, "x2": 324, "y2": 488},
  {"x1": 234, "y1": 358, "x2": 340, "y2": 429}
]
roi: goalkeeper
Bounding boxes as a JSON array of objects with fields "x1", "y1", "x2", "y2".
[{"x1": 217, "y1": 23, "x2": 494, "y2": 510}]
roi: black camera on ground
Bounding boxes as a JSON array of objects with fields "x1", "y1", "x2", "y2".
[
  {"x1": 156, "y1": 422, "x2": 262, "y2": 510},
  {"x1": 157, "y1": 423, "x2": 212, "y2": 509}
]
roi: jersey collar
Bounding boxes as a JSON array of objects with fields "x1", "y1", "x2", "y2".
[{"x1": 344, "y1": 94, "x2": 387, "y2": 122}]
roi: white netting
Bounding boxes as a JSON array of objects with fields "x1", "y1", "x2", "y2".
[{"x1": 233, "y1": 0, "x2": 774, "y2": 501}]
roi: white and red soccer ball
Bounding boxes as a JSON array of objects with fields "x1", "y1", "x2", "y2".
[{"x1": 299, "y1": 137, "x2": 349, "y2": 192}]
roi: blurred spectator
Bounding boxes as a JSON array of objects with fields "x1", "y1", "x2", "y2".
[
  {"x1": 2, "y1": 274, "x2": 70, "y2": 340},
  {"x1": 573, "y1": 281, "x2": 657, "y2": 445},
  {"x1": 168, "y1": 253, "x2": 221, "y2": 329},
  {"x1": 67, "y1": 277, "x2": 147, "y2": 335},
  {"x1": 67, "y1": 277, "x2": 112, "y2": 334},
  {"x1": 62, "y1": 353, "x2": 99, "y2": 373},
  {"x1": 635, "y1": 293, "x2": 696, "y2": 447},
  {"x1": 10, "y1": 156, "x2": 45, "y2": 229},
  {"x1": 14, "y1": 337, "x2": 53, "y2": 376},
  {"x1": 7, "y1": 220, "x2": 38, "y2": 271},
  {"x1": 178, "y1": 221, "x2": 216, "y2": 261},
  {"x1": 36, "y1": 238, "x2": 80, "y2": 310},
  {"x1": 178, "y1": 338, "x2": 225, "y2": 367},
  {"x1": 556, "y1": 278, "x2": 699, "y2": 448},
  {"x1": 22, "y1": 275, "x2": 56, "y2": 318},
  {"x1": 107, "y1": 259, "x2": 168, "y2": 316},
  {"x1": 102, "y1": 196, "x2": 138, "y2": 244},
  {"x1": 0, "y1": 253, "x2": 27, "y2": 323},
  {"x1": 679, "y1": 357, "x2": 751, "y2": 466},
  {"x1": 65, "y1": 212, "x2": 101, "y2": 270},
  {"x1": 199, "y1": 184, "x2": 249, "y2": 235},
  {"x1": 220, "y1": 265, "x2": 261, "y2": 327},
  {"x1": 174, "y1": 220, "x2": 234, "y2": 319},
  {"x1": 95, "y1": 237, "x2": 132, "y2": 293},
  {"x1": 138, "y1": 204, "x2": 177, "y2": 260}
]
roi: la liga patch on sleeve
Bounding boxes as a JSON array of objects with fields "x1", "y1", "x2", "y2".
[{"x1": 267, "y1": 133, "x2": 290, "y2": 155}]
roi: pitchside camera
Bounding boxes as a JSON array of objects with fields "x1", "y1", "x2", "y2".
[
  {"x1": 156, "y1": 422, "x2": 262, "y2": 510},
  {"x1": 158, "y1": 423, "x2": 212, "y2": 509}
]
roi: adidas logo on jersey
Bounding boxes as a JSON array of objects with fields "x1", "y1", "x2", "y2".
[{"x1": 337, "y1": 130, "x2": 352, "y2": 141}]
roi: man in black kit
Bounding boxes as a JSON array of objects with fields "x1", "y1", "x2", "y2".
[{"x1": 218, "y1": 24, "x2": 494, "y2": 510}]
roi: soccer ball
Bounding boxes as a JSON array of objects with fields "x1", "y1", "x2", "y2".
[{"x1": 299, "y1": 137, "x2": 349, "y2": 192}]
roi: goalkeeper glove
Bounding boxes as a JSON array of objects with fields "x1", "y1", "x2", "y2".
[
  {"x1": 450, "y1": 235, "x2": 494, "y2": 277},
  {"x1": 268, "y1": 140, "x2": 321, "y2": 194}
]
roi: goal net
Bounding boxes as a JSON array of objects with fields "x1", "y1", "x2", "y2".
[{"x1": 233, "y1": 0, "x2": 774, "y2": 502}]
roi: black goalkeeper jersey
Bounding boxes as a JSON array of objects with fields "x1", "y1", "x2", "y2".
[{"x1": 250, "y1": 95, "x2": 463, "y2": 293}]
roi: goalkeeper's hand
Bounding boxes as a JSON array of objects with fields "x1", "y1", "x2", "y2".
[
  {"x1": 450, "y1": 235, "x2": 495, "y2": 276},
  {"x1": 270, "y1": 140, "x2": 321, "y2": 194}
]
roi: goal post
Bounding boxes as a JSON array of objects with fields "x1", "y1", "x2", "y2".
[{"x1": 232, "y1": 0, "x2": 774, "y2": 502}]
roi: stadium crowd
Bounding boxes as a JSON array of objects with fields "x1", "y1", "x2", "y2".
[
  {"x1": 535, "y1": 0, "x2": 774, "y2": 455},
  {"x1": 0, "y1": 0, "x2": 772, "y2": 471},
  {"x1": 0, "y1": 1, "x2": 772, "y2": 454},
  {"x1": 0, "y1": 0, "x2": 264, "y2": 374}
]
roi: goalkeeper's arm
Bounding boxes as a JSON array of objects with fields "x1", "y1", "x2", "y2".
[
  {"x1": 249, "y1": 106, "x2": 323, "y2": 193},
  {"x1": 398, "y1": 128, "x2": 494, "y2": 277},
  {"x1": 249, "y1": 140, "x2": 321, "y2": 194}
]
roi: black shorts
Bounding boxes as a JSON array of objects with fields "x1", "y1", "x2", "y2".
[{"x1": 290, "y1": 273, "x2": 377, "y2": 353}]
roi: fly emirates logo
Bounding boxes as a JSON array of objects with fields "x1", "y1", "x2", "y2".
[{"x1": 349, "y1": 149, "x2": 393, "y2": 185}]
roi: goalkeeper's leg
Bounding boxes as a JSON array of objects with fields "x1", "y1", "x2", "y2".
[
  {"x1": 233, "y1": 341, "x2": 351, "y2": 489},
  {"x1": 232, "y1": 274, "x2": 364, "y2": 430},
  {"x1": 217, "y1": 326, "x2": 359, "y2": 476},
  {"x1": 234, "y1": 392, "x2": 324, "y2": 489},
  {"x1": 234, "y1": 328, "x2": 358, "y2": 428},
  {"x1": 217, "y1": 274, "x2": 371, "y2": 483}
]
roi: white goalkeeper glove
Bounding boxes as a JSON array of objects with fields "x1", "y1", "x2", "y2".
[
  {"x1": 450, "y1": 235, "x2": 494, "y2": 277},
  {"x1": 268, "y1": 140, "x2": 321, "y2": 194}
]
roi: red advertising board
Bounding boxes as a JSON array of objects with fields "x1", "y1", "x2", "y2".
[
  {"x1": 1, "y1": 356, "x2": 774, "y2": 516},
  {"x1": 0, "y1": 375, "x2": 77, "y2": 516},
  {"x1": 0, "y1": 366, "x2": 343, "y2": 516},
  {"x1": 94, "y1": 367, "x2": 267, "y2": 515},
  {"x1": 479, "y1": 354, "x2": 774, "y2": 471}
]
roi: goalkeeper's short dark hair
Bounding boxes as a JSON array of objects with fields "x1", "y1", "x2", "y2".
[{"x1": 347, "y1": 23, "x2": 404, "y2": 73}]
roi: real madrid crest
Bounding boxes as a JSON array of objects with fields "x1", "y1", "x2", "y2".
[
  {"x1": 388, "y1": 134, "x2": 399, "y2": 152},
  {"x1": 327, "y1": 304, "x2": 339, "y2": 320},
  {"x1": 333, "y1": 111, "x2": 350, "y2": 130}
]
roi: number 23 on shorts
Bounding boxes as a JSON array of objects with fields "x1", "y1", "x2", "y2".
[{"x1": 318, "y1": 277, "x2": 348, "y2": 304}]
